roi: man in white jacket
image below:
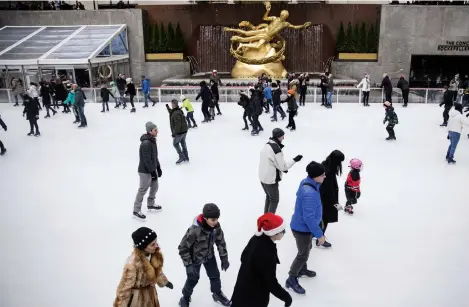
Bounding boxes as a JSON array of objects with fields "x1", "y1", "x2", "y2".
[
  {"x1": 259, "y1": 128, "x2": 303, "y2": 213},
  {"x1": 356, "y1": 74, "x2": 371, "y2": 106},
  {"x1": 446, "y1": 103, "x2": 469, "y2": 164}
]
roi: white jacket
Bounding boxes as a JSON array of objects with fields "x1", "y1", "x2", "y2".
[
  {"x1": 259, "y1": 139, "x2": 296, "y2": 184},
  {"x1": 356, "y1": 77, "x2": 371, "y2": 91},
  {"x1": 27, "y1": 85, "x2": 39, "y2": 98},
  {"x1": 447, "y1": 109, "x2": 469, "y2": 133}
]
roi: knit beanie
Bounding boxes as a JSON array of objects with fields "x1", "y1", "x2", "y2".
[
  {"x1": 306, "y1": 161, "x2": 325, "y2": 178},
  {"x1": 203, "y1": 203, "x2": 220, "y2": 219},
  {"x1": 132, "y1": 227, "x2": 157, "y2": 250},
  {"x1": 145, "y1": 121, "x2": 157, "y2": 133},
  {"x1": 255, "y1": 213, "x2": 285, "y2": 236},
  {"x1": 272, "y1": 128, "x2": 285, "y2": 139}
]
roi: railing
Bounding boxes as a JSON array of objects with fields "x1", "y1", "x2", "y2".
[{"x1": 0, "y1": 87, "x2": 457, "y2": 105}]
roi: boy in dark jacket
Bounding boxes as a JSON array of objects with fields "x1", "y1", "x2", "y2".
[
  {"x1": 22, "y1": 94, "x2": 41, "y2": 137},
  {"x1": 0, "y1": 114, "x2": 7, "y2": 155},
  {"x1": 250, "y1": 86, "x2": 264, "y2": 136},
  {"x1": 125, "y1": 78, "x2": 136, "y2": 113},
  {"x1": 209, "y1": 80, "x2": 219, "y2": 119},
  {"x1": 439, "y1": 85, "x2": 454, "y2": 126},
  {"x1": 285, "y1": 89, "x2": 298, "y2": 131},
  {"x1": 40, "y1": 81, "x2": 57, "y2": 118},
  {"x1": 383, "y1": 101, "x2": 398, "y2": 140},
  {"x1": 396, "y1": 76, "x2": 410, "y2": 107},
  {"x1": 271, "y1": 82, "x2": 286, "y2": 122},
  {"x1": 100, "y1": 84, "x2": 114, "y2": 112},
  {"x1": 238, "y1": 91, "x2": 252, "y2": 131},
  {"x1": 231, "y1": 213, "x2": 292, "y2": 307},
  {"x1": 178, "y1": 203, "x2": 231, "y2": 307},
  {"x1": 196, "y1": 81, "x2": 213, "y2": 123},
  {"x1": 167, "y1": 99, "x2": 189, "y2": 164}
]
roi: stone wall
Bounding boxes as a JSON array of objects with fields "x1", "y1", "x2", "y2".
[{"x1": 145, "y1": 61, "x2": 190, "y2": 85}]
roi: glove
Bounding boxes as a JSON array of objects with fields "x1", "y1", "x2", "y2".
[
  {"x1": 293, "y1": 155, "x2": 303, "y2": 162},
  {"x1": 284, "y1": 292, "x2": 293, "y2": 307},
  {"x1": 165, "y1": 281, "x2": 174, "y2": 289},
  {"x1": 150, "y1": 171, "x2": 157, "y2": 181},
  {"x1": 221, "y1": 261, "x2": 230, "y2": 271},
  {"x1": 156, "y1": 166, "x2": 162, "y2": 178},
  {"x1": 185, "y1": 265, "x2": 198, "y2": 279},
  {"x1": 334, "y1": 203, "x2": 344, "y2": 211}
]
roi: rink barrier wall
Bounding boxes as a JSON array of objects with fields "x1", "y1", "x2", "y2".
[{"x1": 1, "y1": 87, "x2": 459, "y2": 105}]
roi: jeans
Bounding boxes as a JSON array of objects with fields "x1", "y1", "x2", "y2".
[
  {"x1": 273, "y1": 103, "x2": 286, "y2": 120},
  {"x1": 289, "y1": 230, "x2": 313, "y2": 277},
  {"x1": 144, "y1": 92, "x2": 156, "y2": 105},
  {"x1": 186, "y1": 111, "x2": 197, "y2": 127},
  {"x1": 101, "y1": 100, "x2": 109, "y2": 111},
  {"x1": 173, "y1": 133, "x2": 188, "y2": 160},
  {"x1": 327, "y1": 91, "x2": 333, "y2": 106},
  {"x1": 462, "y1": 94, "x2": 469, "y2": 108},
  {"x1": 261, "y1": 182, "x2": 279, "y2": 213},
  {"x1": 133, "y1": 172, "x2": 159, "y2": 212},
  {"x1": 119, "y1": 90, "x2": 125, "y2": 105},
  {"x1": 78, "y1": 105, "x2": 87, "y2": 126},
  {"x1": 243, "y1": 110, "x2": 253, "y2": 128},
  {"x1": 362, "y1": 91, "x2": 370, "y2": 105},
  {"x1": 264, "y1": 99, "x2": 272, "y2": 112},
  {"x1": 299, "y1": 91, "x2": 306, "y2": 106},
  {"x1": 182, "y1": 256, "x2": 221, "y2": 298},
  {"x1": 72, "y1": 105, "x2": 80, "y2": 122},
  {"x1": 446, "y1": 131, "x2": 461, "y2": 160}
]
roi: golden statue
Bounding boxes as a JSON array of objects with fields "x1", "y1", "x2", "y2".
[{"x1": 224, "y1": 1, "x2": 311, "y2": 78}]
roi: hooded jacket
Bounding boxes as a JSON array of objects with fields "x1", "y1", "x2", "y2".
[
  {"x1": 74, "y1": 87, "x2": 86, "y2": 107},
  {"x1": 142, "y1": 78, "x2": 151, "y2": 94},
  {"x1": 23, "y1": 96, "x2": 40, "y2": 120},
  {"x1": 12, "y1": 79, "x2": 24, "y2": 95},
  {"x1": 196, "y1": 84, "x2": 213, "y2": 105},
  {"x1": 357, "y1": 77, "x2": 371, "y2": 92},
  {"x1": 397, "y1": 77, "x2": 409, "y2": 91},
  {"x1": 447, "y1": 109, "x2": 469, "y2": 133},
  {"x1": 272, "y1": 87, "x2": 282, "y2": 105},
  {"x1": 137, "y1": 134, "x2": 160, "y2": 174},
  {"x1": 285, "y1": 95, "x2": 297, "y2": 112},
  {"x1": 320, "y1": 150, "x2": 344, "y2": 224},
  {"x1": 178, "y1": 214, "x2": 228, "y2": 266},
  {"x1": 250, "y1": 89, "x2": 263, "y2": 116},
  {"x1": 40, "y1": 83, "x2": 52, "y2": 105},
  {"x1": 110, "y1": 83, "x2": 120, "y2": 98},
  {"x1": 63, "y1": 91, "x2": 75, "y2": 105},
  {"x1": 100, "y1": 87, "x2": 114, "y2": 102},
  {"x1": 54, "y1": 82, "x2": 68, "y2": 101},
  {"x1": 28, "y1": 85, "x2": 39, "y2": 98},
  {"x1": 384, "y1": 106, "x2": 398, "y2": 125},
  {"x1": 181, "y1": 98, "x2": 194, "y2": 112},
  {"x1": 169, "y1": 107, "x2": 188, "y2": 136},
  {"x1": 116, "y1": 77, "x2": 126, "y2": 91},
  {"x1": 290, "y1": 177, "x2": 323, "y2": 238},
  {"x1": 126, "y1": 82, "x2": 136, "y2": 96},
  {"x1": 238, "y1": 93, "x2": 251, "y2": 110},
  {"x1": 259, "y1": 138, "x2": 296, "y2": 184}
]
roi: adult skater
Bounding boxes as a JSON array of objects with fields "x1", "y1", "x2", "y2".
[
  {"x1": 39, "y1": 80, "x2": 57, "y2": 118},
  {"x1": 0, "y1": 114, "x2": 7, "y2": 156},
  {"x1": 114, "y1": 227, "x2": 173, "y2": 307},
  {"x1": 383, "y1": 101, "x2": 398, "y2": 140},
  {"x1": 271, "y1": 82, "x2": 286, "y2": 122},
  {"x1": 167, "y1": 99, "x2": 189, "y2": 164},
  {"x1": 250, "y1": 86, "x2": 264, "y2": 136},
  {"x1": 326, "y1": 73, "x2": 334, "y2": 108},
  {"x1": 439, "y1": 85, "x2": 454, "y2": 127},
  {"x1": 319, "y1": 150, "x2": 345, "y2": 248},
  {"x1": 298, "y1": 73, "x2": 308, "y2": 106},
  {"x1": 125, "y1": 78, "x2": 136, "y2": 113},
  {"x1": 285, "y1": 89, "x2": 298, "y2": 131},
  {"x1": 209, "y1": 79, "x2": 219, "y2": 119},
  {"x1": 209, "y1": 69, "x2": 223, "y2": 86},
  {"x1": 11, "y1": 78, "x2": 24, "y2": 106},
  {"x1": 319, "y1": 72, "x2": 328, "y2": 106},
  {"x1": 73, "y1": 84, "x2": 87, "y2": 128},
  {"x1": 397, "y1": 75, "x2": 410, "y2": 107},
  {"x1": 381, "y1": 73, "x2": 393, "y2": 103},
  {"x1": 100, "y1": 83, "x2": 114, "y2": 112},
  {"x1": 22, "y1": 94, "x2": 41, "y2": 137},
  {"x1": 446, "y1": 103, "x2": 469, "y2": 164},
  {"x1": 116, "y1": 74, "x2": 126, "y2": 105},
  {"x1": 53, "y1": 78, "x2": 68, "y2": 113},
  {"x1": 178, "y1": 203, "x2": 231, "y2": 307},
  {"x1": 110, "y1": 81, "x2": 121, "y2": 108},
  {"x1": 141, "y1": 75, "x2": 157, "y2": 108},
  {"x1": 449, "y1": 74, "x2": 459, "y2": 102},
  {"x1": 133, "y1": 121, "x2": 162, "y2": 221},
  {"x1": 181, "y1": 95, "x2": 197, "y2": 128},
  {"x1": 230, "y1": 213, "x2": 292, "y2": 307},
  {"x1": 286, "y1": 161, "x2": 326, "y2": 295},
  {"x1": 356, "y1": 73, "x2": 371, "y2": 106},
  {"x1": 196, "y1": 81, "x2": 212, "y2": 123},
  {"x1": 259, "y1": 128, "x2": 303, "y2": 214},
  {"x1": 27, "y1": 82, "x2": 41, "y2": 109},
  {"x1": 238, "y1": 90, "x2": 253, "y2": 131}
]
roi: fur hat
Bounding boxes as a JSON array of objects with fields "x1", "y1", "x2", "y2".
[
  {"x1": 306, "y1": 161, "x2": 325, "y2": 178},
  {"x1": 180, "y1": 95, "x2": 186, "y2": 101},
  {"x1": 132, "y1": 227, "x2": 157, "y2": 250},
  {"x1": 203, "y1": 203, "x2": 220, "y2": 219},
  {"x1": 126, "y1": 78, "x2": 132, "y2": 84},
  {"x1": 145, "y1": 121, "x2": 157, "y2": 133},
  {"x1": 255, "y1": 213, "x2": 285, "y2": 236}
]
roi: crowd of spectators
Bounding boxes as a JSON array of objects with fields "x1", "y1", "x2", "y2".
[
  {"x1": 390, "y1": 0, "x2": 469, "y2": 4},
  {"x1": 1, "y1": 1, "x2": 85, "y2": 10}
]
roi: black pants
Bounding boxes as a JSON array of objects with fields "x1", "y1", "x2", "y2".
[
  {"x1": 452, "y1": 91, "x2": 458, "y2": 102},
  {"x1": 261, "y1": 182, "x2": 279, "y2": 213},
  {"x1": 186, "y1": 111, "x2": 196, "y2": 127},
  {"x1": 386, "y1": 123, "x2": 395, "y2": 138},
  {"x1": 402, "y1": 89, "x2": 409, "y2": 105},
  {"x1": 0, "y1": 140, "x2": 5, "y2": 150},
  {"x1": 45, "y1": 104, "x2": 56, "y2": 116},
  {"x1": 385, "y1": 91, "x2": 392, "y2": 103},
  {"x1": 63, "y1": 103, "x2": 70, "y2": 113},
  {"x1": 362, "y1": 91, "x2": 370, "y2": 105},
  {"x1": 102, "y1": 100, "x2": 109, "y2": 111},
  {"x1": 287, "y1": 111, "x2": 296, "y2": 129},
  {"x1": 252, "y1": 114, "x2": 262, "y2": 131},
  {"x1": 29, "y1": 118, "x2": 39, "y2": 133},
  {"x1": 443, "y1": 105, "x2": 452, "y2": 123},
  {"x1": 321, "y1": 89, "x2": 327, "y2": 104},
  {"x1": 288, "y1": 230, "x2": 313, "y2": 277},
  {"x1": 129, "y1": 95, "x2": 135, "y2": 108},
  {"x1": 321, "y1": 220, "x2": 328, "y2": 234},
  {"x1": 299, "y1": 91, "x2": 306, "y2": 106},
  {"x1": 345, "y1": 187, "x2": 361, "y2": 206},
  {"x1": 242, "y1": 110, "x2": 252, "y2": 128},
  {"x1": 202, "y1": 103, "x2": 210, "y2": 120},
  {"x1": 182, "y1": 257, "x2": 221, "y2": 299},
  {"x1": 215, "y1": 102, "x2": 222, "y2": 114}
]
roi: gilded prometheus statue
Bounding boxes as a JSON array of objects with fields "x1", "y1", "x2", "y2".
[{"x1": 224, "y1": 1, "x2": 311, "y2": 78}]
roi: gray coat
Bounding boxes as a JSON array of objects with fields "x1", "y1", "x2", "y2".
[
  {"x1": 137, "y1": 134, "x2": 159, "y2": 174},
  {"x1": 178, "y1": 215, "x2": 228, "y2": 266},
  {"x1": 12, "y1": 79, "x2": 24, "y2": 95},
  {"x1": 74, "y1": 87, "x2": 86, "y2": 107}
]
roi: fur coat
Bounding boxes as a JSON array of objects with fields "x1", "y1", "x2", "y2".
[{"x1": 114, "y1": 248, "x2": 168, "y2": 307}]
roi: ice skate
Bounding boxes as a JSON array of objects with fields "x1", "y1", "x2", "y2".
[
  {"x1": 179, "y1": 296, "x2": 191, "y2": 307},
  {"x1": 114, "y1": 105, "x2": 120, "y2": 109},
  {"x1": 184, "y1": 157, "x2": 190, "y2": 163},
  {"x1": 34, "y1": 131, "x2": 40, "y2": 137},
  {"x1": 290, "y1": 128, "x2": 296, "y2": 131},
  {"x1": 13, "y1": 103, "x2": 19, "y2": 107},
  {"x1": 344, "y1": 205, "x2": 354, "y2": 215},
  {"x1": 0, "y1": 147, "x2": 6, "y2": 156},
  {"x1": 440, "y1": 122, "x2": 447, "y2": 127},
  {"x1": 447, "y1": 158, "x2": 456, "y2": 164},
  {"x1": 316, "y1": 239, "x2": 331, "y2": 248},
  {"x1": 251, "y1": 129, "x2": 259, "y2": 136},
  {"x1": 130, "y1": 108, "x2": 136, "y2": 113},
  {"x1": 27, "y1": 131, "x2": 34, "y2": 136},
  {"x1": 143, "y1": 104, "x2": 148, "y2": 108},
  {"x1": 192, "y1": 124, "x2": 198, "y2": 128},
  {"x1": 242, "y1": 126, "x2": 249, "y2": 131},
  {"x1": 298, "y1": 267, "x2": 316, "y2": 278},
  {"x1": 78, "y1": 124, "x2": 87, "y2": 128},
  {"x1": 147, "y1": 205, "x2": 162, "y2": 212},
  {"x1": 258, "y1": 127, "x2": 264, "y2": 132},
  {"x1": 217, "y1": 112, "x2": 222, "y2": 115},
  {"x1": 176, "y1": 157, "x2": 185, "y2": 165},
  {"x1": 101, "y1": 110, "x2": 105, "y2": 113},
  {"x1": 73, "y1": 120, "x2": 80, "y2": 124},
  {"x1": 285, "y1": 276, "x2": 306, "y2": 294},
  {"x1": 202, "y1": 118, "x2": 210, "y2": 123},
  {"x1": 132, "y1": 211, "x2": 146, "y2": 221},
  {"x1": 271, "y1": 118, "x2": 277, "y2": 122},
  {"x1": 385, "y1": 136, "x2": 393, "y2": 140},
  {"x1": 44, "y1": 114, "x2": 50, "y2": 119},
  {"x1": 212, "y1": 291, "x2": 231, "y2": 306},
  {"x1": 152, "y1": 102, "x2": 157, "y2": 107}
]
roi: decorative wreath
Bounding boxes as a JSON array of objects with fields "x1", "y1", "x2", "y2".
[
  {"x1": 98, "y1": 65, "x2": 112, "y2": 79},
  {"x1": 229, "y1": 34, "x2": 286, "y2": 65}
]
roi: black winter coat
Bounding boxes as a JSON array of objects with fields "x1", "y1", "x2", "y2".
[
  {"x1": 272, "y1": 88, "x2": 282, "y2": 105},
  {"x1": 40, "y1": 84, "x2": 52, "y2": 105},
  {"x1": 211, "y1": 83, "x2": 220, "y2": 101},
  {"x1": 100, "y1": 87, "x2": 114, "y2": 102},
  {"x1": 125, "y1": 83, "x2": 136, "y2": 96},
  {"x1": 285, "y1": 95, "x2": 297, "y2": 112},
  {"x1": 169, "y1": 107, "x2": 188, "y2": 136},
  {"x1": 54, "y1": 83, "x2": 67, "y2": 101},
  {"x1": 116, "y1": 77, "x2": 126, "y2": 91},
  {"x1": 381, "y1": 76, "x2": 393, "y2": 94},
  {"x1": 320, "y1": 75, "x2": 328, "y2": 90},
  {"x1": 238, "y1": 94, "x2": 250, "y2": 109},
  {"x1": 440, "y1": 90, "x2": 454, "y2": 108},
  {"x1": 196, "y1": 86, "x2": 213, "y2": 105},
  {"x1": 137, "y1": 134, "x2": 160, "y2": 174},
  {"x1": 397, "y1": 78, "x2": 409, "y2": 91},
  {"x1": 319, "y1": 162, "x2": 340, "y2": 224},
  {"x1": 250, "y1": 90, "x2": 263, "y2": 116},
  {"x1": 23, "y1": 97, "x2": 40, "y2": 121},
  {"x1": 231, "y1": 235, "x2": 291, "y2": 307}
]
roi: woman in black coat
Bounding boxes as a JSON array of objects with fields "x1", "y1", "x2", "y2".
[
  {"x1": 53, "y1": 79, "x2": 69, "y2": 113},
  {"x1": 22, "y1": 94, "x2": 41, "y2": 136},
  {"x1": 40, "y1": 81, "x2": 57, "y2": 118},
  {"x1": 231, "y1": 213, "x2": 292, "y2": 307},
  {"x1": 319, "y1": 149, "x2": 345, "y2": 248}
]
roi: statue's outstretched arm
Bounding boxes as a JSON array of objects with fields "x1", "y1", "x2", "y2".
[
  {"x1": 263, "y1": 2, "x2": 274, "y2": 21},
  {"x1": 287, "y1": 21, "x2": 312, "y2": 30},
  {"x1": 238, "y1": 21, "x2": 267, "y2": 30}
]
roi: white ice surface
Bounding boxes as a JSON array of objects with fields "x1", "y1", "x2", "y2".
[{"x1": 1, "y1": 103, "x2": 468, "y2": 307}]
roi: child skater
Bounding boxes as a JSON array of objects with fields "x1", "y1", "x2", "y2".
[
  {"x1": 63, "y1": 85, "x2": 79, "y2": 124},
  {"x1": 110, "y1": 81, "x2": 121, "y2": 108},
  {"x1": 383, "y1": 101, "x2": 399, "y2": 140},
  {"x1": 113, "y1": 227, "x2": 173, "y2": 307},
  {"x1": 100, "y1": 83, "x2": 114, "y2": 113},
  {"x1": 180, "y1": 95, "x2": 197, "y2": 128},
  {"x1": 178, "y1": 203, "x2": 231, "y2": 307},
  {"x1": 344, "y1": 158, "x2": 362, "y2": 215},
  {"x1": 0, "y1": 114, "x2": 7, "y2": 156}
]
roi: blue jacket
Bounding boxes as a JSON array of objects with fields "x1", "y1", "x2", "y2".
[
  {"x1": 142, "y1": 78, "x2": 150, "y2": 94},
  {"x1": 63, "y1": 91, "x2": 75, "y2": 105},
  {"x1": 290, "y1": 177, "x2": 323, "y2": 238},
  {"x1": 263, "y1": 87, "x2": 272, "y2": 100}
]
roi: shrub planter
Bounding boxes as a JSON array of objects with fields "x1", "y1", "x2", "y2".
[
  {"x1": 337, "y1": 53, "x2": 378, "y2": 61},
  {"x1": 145, "y1": 53, "x2": 184, "y2": 61}
]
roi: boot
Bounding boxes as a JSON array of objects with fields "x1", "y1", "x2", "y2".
[
  {"x1": 447, "y1": 158, "x2": 456, "y2": 164},
  {"x1": 385, "y1": 136, "x2": 393, "y2": 140},
  {"x1": 251, "y1": 129, "x2": 259, "y2": 136},
  {"x1": 78, "y1": 123, "x2": 87, "y2": 128},
  {"x1": 179, "y1": 296, "x2": 191, "y2": 307},
  {"x1": 212, "y1": 292, "x2": 231, "y2": 307},
  {"x1": 34, "y1": 131, "x2": 40, "y2": 137},
  {"x1": 176, "y1": 157, "x2": 185, "y2": 165},
  {"x1": 0, "y1": 147, "x2": 6, "y2": 156},
  {"x1": 193, "y1": 124, "x2": 198, "y2": 128},
  {"x1": 217, "y1": 112, "x2": 222, "y2": 115},
  {"x1": 130, "y1": 108, "x2": 136, "y2": 113},
  {"x1": 316, "y1": 239, "x2": 331, "y2": 248},
  {"x1": 27, "y1": 131, "x2": 34, "y2": 136},
  {"x1": 344, "y1": 205, "x2": 354, "y2": 215},
  {"x1": 440, "y1": 122, "x2": 447, "y2": 127},
  {"x1": 202, "y1": 117, "x2": 210, "y2": 123},
  {"x1": 73, "y1": 119, "x2": 80, "y2": 124},
  {"x1": 242, "y1": 126, "x2": 249, "y2": 131},
  {"x1": 13, "y1": 103, "x2": 19, "y2": 107},
  {"x1": 298, "y1": 266, "x2": 316, "y2": 278},
  {"x1": 285, "y1": 276, "x2": 306, "y2": 294},
  {"x1": 143, "y1": 104, "x2": 148, "y2": 108},
  {"x1": 44, "y1": 114, "x2": 50, "y2": 119},
  {"x1": 132, "y1": 211, "x2": 146, "y2": 221},
  {"x1": 114, "y1": 104, "x2": 120, "y2": 109},
  {"x1": 152, "y1": 102, "x2": 157, "y2": 107},
  {"x1": 101, "y1": 109, "x2": 105, "y2": 113}
]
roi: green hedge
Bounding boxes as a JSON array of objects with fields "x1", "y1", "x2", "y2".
[
  {"x1": 336, "y1": 21, "x2": 378, "y2": 54},
  {"x1": 145, "y1": 22, "x2": 185, "y2": 53}
]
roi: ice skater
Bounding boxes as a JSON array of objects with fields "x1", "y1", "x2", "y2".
[
  {"x1": 11, "y1": 78, "x2": 24, "y2": 107},
  {"x1": 238, "y1": 90, "x2": 253, "y2": 130},
  {"x1": 250, "y1": 86, "x2": 264, "y2": 136},
  {"x1": 298, "y1": 73, "x2": 308, "y2": 106},
  {"x1": 110, "y1": 81, "x2": 121, "y2": 108},
  {"x1": 209, "y1": 80, "x2": 219, "y2": 119},
  {"x1": 178, "y1": 203, "x2": 231, "y2": 307},
  {"x1": 141, "y1": 75, "x2": 157, "y2": 108},
  {"x1": 133, "y1": 121, "x2": 162, "y2": 221},
  {"x1": 271, "y1": 82, "x2": 286, "y2": 122},
  {"x1": 397, "y1": 75, "x2": 410, "y2": 107},
  {"x1": 285, "y1": 89, "x2": 297, "y2": 131},
  {"x1": 344, "y1": 158, "x2": 362, "y2": 215},
  {"x1": 40, "y1": 81, "x2": 57, "y2": 118},
  {"x1": 356, "y1": 73, "x2": 371, "y2": 106},
  {"x1": 263, "y1": 82, "x2": 273, "y2": 113},
  {"x1": 73, "y1": 84, "x2": 87, "y2": 128},
  {"x1": 383, "y1": 101, "x2": 398, "y2": 140},
  {"x1": 0, "y1": 114, "x2": 7, "y2": 156},
  {"x1": 180, "y1": 95, "x2": 197, "y2": 128},
  {"x1": 63, "y1": 85, "x2": 79, "y2": 124},
  {"x1": 167, "y1": 99, "x2": 189, "y2": 164},
  {"x1": 100, "y1": 83, "x2": 114, "y2": 113},
  {"x1": 125, "y1": 78, "x2": 136, "y2": 113},
  {"x1": 22, "y1": 94, "x2": 41, "y2": 137},
  {"x1": 439, "y1": 85, "x2": 453, "y2": 127},
  {"x1": 196, "y1": 81, "x2": 212, "y2": 123},
  {"x1": 446, "y1": 103, "x2": 469, "y2": 164}
]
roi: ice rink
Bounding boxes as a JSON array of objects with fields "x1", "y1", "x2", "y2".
[{"x1": 1, "y1": 102, "x2": 468, "y2": 307}]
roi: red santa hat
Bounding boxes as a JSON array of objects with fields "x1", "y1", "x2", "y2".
[{"x1": 255, "y1": 213, "x2": 285, "y2": 236}]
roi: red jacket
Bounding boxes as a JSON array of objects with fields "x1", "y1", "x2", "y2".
[{"x1": 346, "y1": 169, "x2": 361, "y2": 192}]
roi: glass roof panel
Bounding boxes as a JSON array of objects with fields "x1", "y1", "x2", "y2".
[
  {"x1": 0, "y1": 26, "x2": 80, "y2": 60},
  {"x1": 0, "y1": 27, "x2": 41, "y2": 53}
]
